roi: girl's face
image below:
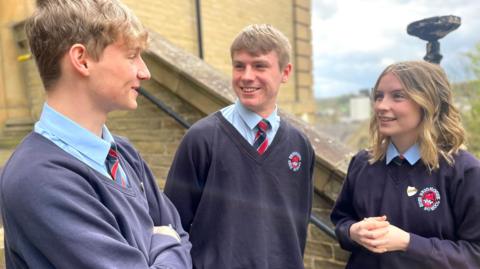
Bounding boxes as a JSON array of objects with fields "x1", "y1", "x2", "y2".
[{"x1": 374, "y1": 72, "x2": 422, "y2": 151}]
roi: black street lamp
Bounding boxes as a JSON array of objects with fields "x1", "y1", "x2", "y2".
[{"x1": 407, "y1": 15, "x2": 461, "y2": 64}]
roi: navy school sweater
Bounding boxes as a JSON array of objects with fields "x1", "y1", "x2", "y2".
[
  {"x1": 0, "y1": 133, "x2": 192, "y2": 269},
  {"x1": 331, "y1": 150, "x2": 480, "y2": 269},
  {"x1": 165, "y1": 112, "x2": 315, "y2": 269}
]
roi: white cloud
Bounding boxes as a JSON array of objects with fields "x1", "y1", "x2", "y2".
[
  {"x1": 312, "y1": 0, "x2": 480, "y2": 98},
  {"x1": 314, "y1": 77, "x2": 364, "y2": 98},
  {"x1": 380, "y1": 57, "x2": 396, "y2": 67}
]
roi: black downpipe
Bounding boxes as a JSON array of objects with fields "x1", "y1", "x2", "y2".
[{"x1": 195, "y1": 0, "x2": 204, "y2": 59}]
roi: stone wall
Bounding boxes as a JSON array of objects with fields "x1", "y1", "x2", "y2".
[{"x1": 0, "y1": 0, "x2": 315, "y2": 126}]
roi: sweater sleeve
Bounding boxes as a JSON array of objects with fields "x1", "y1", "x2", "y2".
[
  {"x1": 139, "y1": 154, "x2": 193, "y2": 268},
  {"x1": 164, "y1": 122, "x2": 212, "y2": 233},
  {"x1": 330, "y1": 153, "x2": 363, "y2": 252},
  {"x1": 405, "y1": 157, "x2": 480, "y2": 268},
  {"x1": 1, "y1": 162, "x2": 175, "y2": 269}
]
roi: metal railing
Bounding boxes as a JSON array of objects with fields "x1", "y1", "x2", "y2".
[
  {"x1": 138, "y1": 87, "x2": 337, "y2": 240},
  {"x1": 138, "y1": 87, "x2": 191, "y2": 129},
  {"x1": 310, "y1": 214, "x2": 336, "y2": 239}
]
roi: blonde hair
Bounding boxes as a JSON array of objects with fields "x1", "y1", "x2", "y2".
[
  {"x1": 369, "y1": 61, "x2": 465, "y2": 170},
  {"x1": 26, "y1": 0, "x2": 148, "y2": 90},
  {"x1": 230, "y1": 24, "x2": 291, "y2": 69}
]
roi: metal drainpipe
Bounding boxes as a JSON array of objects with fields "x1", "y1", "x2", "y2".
[
  {"x1": 292, "y1": 2, "x2": 299, "y2": 102},
  {"x1": 195, "y1": 0, "x2": 204, "y2": 59}
]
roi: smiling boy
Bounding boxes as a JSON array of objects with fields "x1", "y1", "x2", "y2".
[
  {"x1": 0, "y1": 0, "x2": 191, "y2": 268},
  {"x1": 165, "y1": 24, "x2": 315, "y2": 269}
]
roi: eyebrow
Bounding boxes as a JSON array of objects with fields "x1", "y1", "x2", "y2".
[
  {"x1": 376, "y1": 88, "x2": 404, "y2": 92},
  {"x1": 128, "y1": 47, "x2": 141, "y2": 52},
  {"x1": 232, "y1": 59, "x2": 270, "y2": 65},
  {"x1": 252, "y1": 60, "x2": 270, "y2": 65}
]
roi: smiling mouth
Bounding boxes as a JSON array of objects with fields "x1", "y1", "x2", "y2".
[
  {"x1": 378, "y1": 116, "x2": 396, "y2": 122},
  {"x1": 240, "y1": 87, "x2": 260, "y2": 93}
]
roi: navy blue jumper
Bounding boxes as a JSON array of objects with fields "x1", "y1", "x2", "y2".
[
  {"x1": 331, "y1": 150, "x2": 480, "y2": 269},
  {"x1": 0, "y1": 133, "x2": 192, "y2": 269},
  {"x1": 164, "y1": 112, "x2": 315, "y2": 269}
]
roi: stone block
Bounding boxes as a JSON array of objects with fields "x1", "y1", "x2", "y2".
[
  {"x1": 296, "y1": 40, "x2": 313, "y2": 57},
  {"x1": 295, "y1": 7, "x2": 311, "y2": 25},
  {"x1": 313, "y1": 259, "x2": 346, "y2": 269},
  {"x1": 295, "y1": 23, "x2": 311, "y2": 40},
  {"x1": 333, "y1": 244, "x2": 350, "y2": 262},
  {"x1": 304, "y1": 240, "x2": 333, "y2": 259},
  {"x1": 296, "y1": 56, "x2": 312, "y2": 72}
]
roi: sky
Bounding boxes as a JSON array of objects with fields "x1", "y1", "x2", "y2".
[{"x1": 312, "y1": 0, "x2": 480, "y2": 98}]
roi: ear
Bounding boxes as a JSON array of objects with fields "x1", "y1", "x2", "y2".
[
  {"x1": 68, "y1": 44, "x2": 90, "y2": 76},
  {"x1": 281, "y1": 63, "x2": 292, "y2": 83}
]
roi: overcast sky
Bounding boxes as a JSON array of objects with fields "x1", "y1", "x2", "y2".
[{"x1": 312, "y1": 0, "x2": 480, "y2": 98}]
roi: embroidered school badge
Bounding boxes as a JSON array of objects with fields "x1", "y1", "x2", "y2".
[
  {"x1": 288, "y1": 152, "x2": 302, "y2": 172},
  {"x1": 417, "y1": 187, "x2": 441, "y2": 211}
]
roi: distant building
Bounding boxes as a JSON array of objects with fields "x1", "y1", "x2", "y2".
[{"x1": 349, "y1": 96, "x2": 371, "y2": 121}]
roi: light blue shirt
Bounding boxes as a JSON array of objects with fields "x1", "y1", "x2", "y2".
[
  {"x1": 386, "y1": 142, "x2": 421, "y2": 165},
  {"x1": 34, "y1": 103, "x2": 116, "y2": 179},
  {"x1": 220, "y1": 100, "x2": 280, "y2": 146}
]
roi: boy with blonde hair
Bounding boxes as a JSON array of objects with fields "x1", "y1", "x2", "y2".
[
  {"x1": 165, "y1": 24, "x2": 314, "y2": 269},
  {"x1": 0, "y1": 0, "x2": 191, "y2": 268}
]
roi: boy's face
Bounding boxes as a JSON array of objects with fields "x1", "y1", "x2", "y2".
[
  {"x1": 87, "y1": 39, "x2": 150, "y2": 113},
  {"x1": 232, "y1": 50, "x2": 291, "y2": 117}
]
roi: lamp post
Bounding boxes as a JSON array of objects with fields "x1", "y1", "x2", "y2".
[{"x1": 407, "y1": 15, "x2": 461, "y2": 64}]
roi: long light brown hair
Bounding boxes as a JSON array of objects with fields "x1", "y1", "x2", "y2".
[{"x1": 369, "y1": 61, "x2": 465, "y2": 170}]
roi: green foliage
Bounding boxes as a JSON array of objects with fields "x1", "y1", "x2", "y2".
[
  {"x1": 466, "y1": 43, "x2": 480, "y2": 78},
  {"x1": 462, "y1": 42, "x2": 480, "y2": 157}
]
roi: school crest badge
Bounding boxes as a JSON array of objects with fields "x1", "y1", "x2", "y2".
[
  {"x1": 288, "y1": 152, "x2": 302, "y2": 172},
  {"x1": 417, "y1": 187, "x2": 441, "y2": 211}
]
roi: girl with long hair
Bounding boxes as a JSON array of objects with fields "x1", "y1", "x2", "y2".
[{"x1": 331, "y1": 61, "x2": 480, "y2": 268}]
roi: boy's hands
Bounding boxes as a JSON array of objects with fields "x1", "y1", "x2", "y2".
[{"x1": 153, "y1": 225, "x2": 181, "y2": 243}]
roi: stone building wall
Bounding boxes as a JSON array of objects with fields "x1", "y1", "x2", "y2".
[{"x1": 0, "y1": 0, "x2": 315, "y2": 126}]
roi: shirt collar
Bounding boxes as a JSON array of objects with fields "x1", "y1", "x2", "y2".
[
  {"x1": 386, "y1": 142, "x2": 421, "y2": 165},
  {"x1": 234, "y1": 100, "x2": 280, "y2": 131},
  {"x1": 37, "y1": 103, "x2": 112, "y2": 166}
]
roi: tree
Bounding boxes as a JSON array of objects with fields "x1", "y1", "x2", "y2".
[
  {"x1": 466, "y1": 43, "x2": 480, "y2": 78},
  {"x1": 462, "y1": 42, "x2": 480, "y2": 157}
]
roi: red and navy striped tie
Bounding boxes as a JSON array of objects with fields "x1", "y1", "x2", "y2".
[
  {"x1": 106, "y1": 143, "x2": 128, "y2": 188},
  {"x1": 253, "y1": 119, "x2": 270, "y2": 155}
]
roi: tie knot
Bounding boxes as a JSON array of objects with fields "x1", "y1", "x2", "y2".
[
  {"x1": 105, "y1": 141, "x2": 128, "y2": 188},
  {"x1": 257, "y1": 119, "x2": 270, "y2": 132},
  {"x1": 393, "y1": 155, "x2": 404, "y2": 166},
  {"x1": 107, "y1": 143, "x2": 118, "y2": 160}
]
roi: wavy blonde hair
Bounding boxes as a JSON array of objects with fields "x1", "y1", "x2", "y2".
[
  {"x1": 369, "y1": 61, "x2": 465, "y2": 170},
  {"x1": 26, "y1": 0, "x2": 148, "y2": 90}
]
